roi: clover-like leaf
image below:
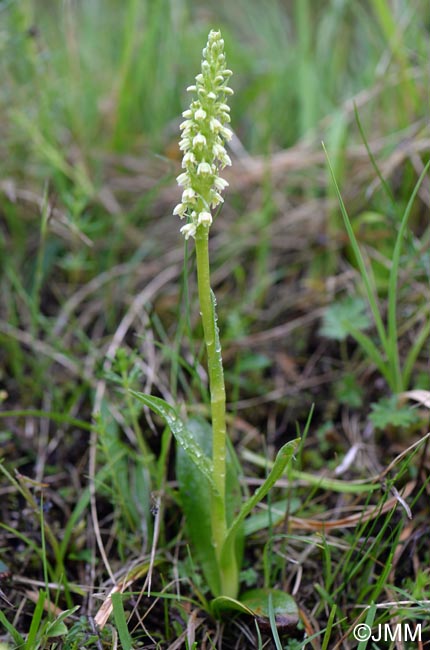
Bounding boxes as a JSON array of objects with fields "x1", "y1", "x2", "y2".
[
  {"x1": 369, "y1": 396, "x2": 419, "y2": 430},
  {"x1": 320, "y1": 296, "x2": 371, "y2": 341}
]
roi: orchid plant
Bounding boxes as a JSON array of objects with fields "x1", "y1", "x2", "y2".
[{"x1": 132, "y1": 30, "x2": 299, "y2": 619}]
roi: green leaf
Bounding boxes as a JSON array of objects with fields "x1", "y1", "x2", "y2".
[
  {"x1": 45, "y1": 621, "x2": 68, "y2": 637},
  {"x1": 211, "y1": 588, "x2": 299, "y2": 629},
  {"x1": 111, "y1": 592, "x2": 133, "y2": 650},
  {"x1": 386, "y1": 160, "x2": 430, "y2": 393},
  {"x1": 369, "y1": 396, "x2": 419, "y2": 430},
  {"x1": 240, "y1": 588, "x2": 298, "y2": 628},
  {"x1": 129, "y1": 391, "x2": 216, "y2": 492},
  {"x1": 0, "y1": 609, "x2": 25, "y2": 647},
  {"x1": 177, "y1": 418, "x2": 243, "y2": 598},
  {"x1": 346, "y1": 325, "x2": 390, "y2": 386},
  {"x1": 323, "y1": 143, "x2": 388, "y2": 352},
  {"x1": 320, "y1": 296, "x2": 371, "y2": 341},
  {"x1": 26, "y1": 590, "x2": 45, "y2": 649},
  {"x1": 220, "y1": 439, "x2": 299, "y2": 570},
  {"x1": 268, "y1": 592, "x2": 283, "y2": 650},
  {"x1": 211, "y1": 595, "x2": 254, "y2": 618}
]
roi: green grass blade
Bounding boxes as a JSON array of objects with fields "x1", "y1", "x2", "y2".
[
  {"x1": 357, "y1": 602, "x2": 377, "y2": 650},
  {"x1": 353, "y1": 103, "x2": 396, "y2": 207},
  {"x1": 294, "y1": 0, "x2": 318, "y2": 136},
  {"x1": 321, "y1": 604, "x2": 337, "y2": 650},
  {"x1": 25, "y1": 590, "x2": 46, "y2": 649},
  {"x1": 403, "y1": 317, "x2": 430, "y2": 388},
  {"x1": 268, "y1": 592, "x2": 282, "y2": 650},
  {"x1": 387, "y1": 160, "x2": 430, "y2": 392},
  {"x1": 323, "y1": 143, "x2": 388, "y2": 353},
  {"x1": 0, "y1": 409, "x2": 94, "y2": 432},
  {"x1": 111, "y1": 592, "x2": 133, "y2": 650},
  {"x1": 368, "y1": 550, "x2": 393, "y2": 604},
  {"x1": 347, "y1": 326, "x2": 391, "y2": 386},
  {"x1": 0, "y1": 609, "x2": 25, "y2": 647},
  {"x1": 254, "y1": 619, "x2": 263, "y2": 650},
  {"x1": 241, "y1": 450, "x2": 380, "y2": 494}
]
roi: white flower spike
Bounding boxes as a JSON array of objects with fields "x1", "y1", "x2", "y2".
[{"x1": 173, "y1": 30, "x2": 233, "y2": 239}]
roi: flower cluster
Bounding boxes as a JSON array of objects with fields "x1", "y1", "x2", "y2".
[{"x1": 173, "y1": 30, "x2": 233, "y2": 239}]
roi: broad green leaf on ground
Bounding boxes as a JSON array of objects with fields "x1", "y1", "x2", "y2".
[
  {"x1": 210, "y1": 595, "x2": 254, "y2": 618},
  {"x1": 211, "y1": 588, "x2": 298, "y2": 630},
  {"x1": 240, "y1": 588, "x2": 298, "y2": 629},
  {"x1": 177, "y1": 418, "x2": 243, "y2": 599},
  {"x1": 320, "y1": 296, "x2": 371, "y2": 341}
]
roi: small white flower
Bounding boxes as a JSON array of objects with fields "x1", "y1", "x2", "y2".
[
  {"x1": 182, "y1": 151, "x2": 196, "y2": 167},
  {"x1": 176, "y1": 172, "x2": 189, "y2": 186},
  {"x1": 220, "y1": 152, "x2": 232, "y2": 167},
  {"x1": 212, "y1": 143, "x2": 226, "y2": 157},
  {"x1": 214, "y1": 177, "x2": 229, "y2": 191},
  {"x1": 180, "y1": 222, "x2": 197, "y2": 239},
  {"x1": 179, "y1": 137, "x2": 191, "y2": 151},
  {"x1": 194, "y1": 108, "x2": 207, "y2": 120},
  {"x1": 220, "y1": 126, "x2": 233, "y2": 141},
  {"x1": 198, "y1": 211, "x2": 213, "y2": 227},
  {"x1": 186, "y1": 85, "x2": 196, "y2": 92},
  {"x1": 213, "y1": 142, "x2": 231, "y2": 166},
  {"x1": 182, "y1": 109, "x2": 192, "y2": 118},
  {"x1": 207, "y1": 92, "x2": 216, "y2": 100},
  {"x1": 173, "y1": 203, "x2": 187, "y2": 218},
  {"x1": 182, "y1": 188, "x2": 196, "y2": 202},
  {"x1": 209, "y1": 118, "x2": 222, "y2": 132},
  {"x1": 193, "y1": 133, "x2": 207, "y2": 148},
  {"x1": 197, "y1": 162, "x2": 212, "y2": 176},
  {"x1": 210, "y1": 190, "x2": 224, "y2": 208}
]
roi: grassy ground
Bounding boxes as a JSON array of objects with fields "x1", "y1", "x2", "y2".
[{"x1": 1, "y1": 0, "x2": 430, "y2": 648}]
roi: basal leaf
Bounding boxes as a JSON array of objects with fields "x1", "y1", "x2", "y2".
[
  {"x1": 241, "y1": 588, "x2": 298, "y2": 630},
  {"x1": 176, "y1": 418, "x2": 219, "y2": 596},
  {"x1": 129, "y1": 391, "x2": 216, "y2": 492},
  {"x1": 177, "y1": 418, "x2": 243, "y2": 598},
  {"x1": 211, "y1": 595, "x2": 254, "y2": 618},
  {"x1": 211, "y1": 588, "x2": 298, "y2": 633}
]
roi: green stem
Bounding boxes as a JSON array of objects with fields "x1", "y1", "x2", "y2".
[{"x1": 194, "y1": 230, "x2": 227, "y2": 565}]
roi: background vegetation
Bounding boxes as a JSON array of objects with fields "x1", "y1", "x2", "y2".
[{"x1": 1, "y1": 0, "x2": 429, "y2": 648}]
